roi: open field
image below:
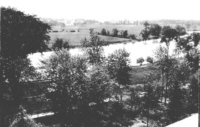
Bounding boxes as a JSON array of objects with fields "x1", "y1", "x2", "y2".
[
  {"x1": 52, "y1": 24, "x2": 144, "y2": 36},
  {"x1": 48, "y1": 31, "x2": 131, "y2": 47},
  {"x1": 49, "y1": 24, "x2": 144, "y2": 46}
]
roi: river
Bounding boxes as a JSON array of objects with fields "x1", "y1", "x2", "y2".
[{"x1": 28, "y1": 39, "x2": 177, "y2": 68}]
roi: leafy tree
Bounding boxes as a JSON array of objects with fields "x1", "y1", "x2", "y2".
[
  {"x1": 112, "y1": 28, "x2": 119, "y2": 37},
  {"x1": 161, "y1": 26, "x2": 178, "y2": 48},
  {"x1": 2, "y1": 7, "x2": 50, "y2": 58},
  {"x1": 149, "y1": 24, "x2": 162, "y2": 39},
  {"x1": 143, "y1": 21, "x2": 150, "y2": 28},
  {"x1": 156, "y1": 54, "x2": 191, "y2": 124},
  {"x1": 160, "y1": 26, "x2": 178, "y2": 104},
  {"x1": 154, "y1": 46, "x2": 168, "y2": 101},
  {"x1": 1, "y1": 7, "x2": 50, "y2": 126},
  {"x1": 51, "y1": 38, "x2": 69, "y2": 50},
  {"x1": 137, "y1": 57, "x2": 144, "y2": 66},
  {"x1": 176, "y1": 33, "x2": 200, "y2": 126},
  {"x1": 81, "y1": 29, "x2": 105, "y2": 64},
  {"x1": 41, "y1": 49, "x2": 132, "y2": 127},
  {"x1": 123, "y1": 30, "x2": 128, "y2": 38},
  {"x1": 187, "y1": 76, "x2": 198, "y2": 113},
  {"x1": 154, "y1": 46, "x2": 179, "y2": 104},
  {"x1": 176, "y1": 33, "x2": 200, "y2": 73},
  {"x1": 128, "y1": 34, "x2": 136, "y2": 40},
  {"x1": 107, "y1": 30, "x2": 110, "y2": 36},
  {"x1": 175, "y1": 25, "x2": 186, "y2": 36},
  {"x1": 168, "y1": 81, "x2": 184, "y2": 123},
  {"x1": 103, "y1": 102, "x2": 132, "y2": 127},
  {"x1": 140, "y1": 22, "x2": 150, "y2": 41},
  {"x1": 146, "y1": 56, "x2": 154, "y2": 64},
  {"x1": 120, "y1": 30, "x2": 124, "y2": 38},
  {"x1": 101, "y1": 28, "x2": 107, "y2": 36},
  {"x1": 128, "y1": 88, "x2": 141, "y2": 111},
  {"x1": 140, "y1": 29, "x2": 150, "y2": 41},
  {"x1": 41, "y1": 50, "x2": 84, "y2": 125},
  {"x1": 107, "y1": 49, "x2": 131, "y2": 86},
  {"x1": 107, "y1": 49, "x2": 131, "y2": 101},
  {"x1": 142, "y1": 84, "x2": 160, "y2": 126}
]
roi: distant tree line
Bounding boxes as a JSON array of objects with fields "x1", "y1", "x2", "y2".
[
  {"x1": 99, "y1": 28, "x2": 137, "y2": 40},
  {"x1": 103, "y1": 20, "x2": 200, "y2": 30},
  {"x1": 140, "y1": 21, "x2": 187, "y2": 41}
]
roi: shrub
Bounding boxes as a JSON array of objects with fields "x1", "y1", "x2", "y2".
[
  {"x1": 137, "y1": 57, "x2": 144, "y2": 66},
  {"x1": 146, "y1": 56, "x2": 154, "y2": 64}
]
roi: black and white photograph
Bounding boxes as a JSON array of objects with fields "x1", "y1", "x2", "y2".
[{"x1": 1, "y1": 0, "x2": 200, "y2": 126}]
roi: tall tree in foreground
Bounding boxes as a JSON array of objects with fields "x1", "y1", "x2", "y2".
[
  {"x1": 107, "y1": 49, "x2": 131, "y2": 101},
  {"x1": 41, "y1": 50, "x2": 89, "y2": 126},
  {"x1": 142, "y1": 81, "x2": 160, "y2": 127},
  {"x1": 160, "y1": 26, "x2": 178, "y2": 104},
  {"x1": 41, "y1": 49, "x2": 132, "y2": 127},
  {"x1": 187, "y1": 77, "x2": 198, "y2": 113},
  {"x1": 168, "y1": 81, "x2": 184, "y2": 123},
  {"x1": 1, "y1": 7, "x2": 50, "y2": 126},
  {"x1": 176, "y1": 32, "x2": 200, "y2": 127},
  {"x1": 154, "y1": 46, "x2": 171, "y2": 104}
]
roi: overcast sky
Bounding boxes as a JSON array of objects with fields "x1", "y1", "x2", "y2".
[{"x1": 1, "y1": 0, "x2": 200, "y2": 21}]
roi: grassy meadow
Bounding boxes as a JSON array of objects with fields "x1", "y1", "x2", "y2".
[
  {"x1": 48, "y1": 31, "x2": 131, "y2": 47},
  {"x1": 49, "y1": 24, "x2": 143, "y2": 47}
]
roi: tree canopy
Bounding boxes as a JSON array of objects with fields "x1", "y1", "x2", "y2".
[
  {"x1": 1, "y1": 7, "x2": 51, "y2": 126},
  {"x1": 149, "y1": 24, "x2": 162, "y2": 39},
  {"x1": 1, "y1": 7, "x2": 51, "y2": 58}
]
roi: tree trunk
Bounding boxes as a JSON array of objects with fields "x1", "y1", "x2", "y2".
[
  {"x1": 120, "y1": 94, "x2": 123, "y2": 102},
  {"x1": 161, "y1": 71, "x2": 165, "y2": 103},
  {"x1": 164, "y1": 80, "x2": 168, "y2": 105},
  {"x1": 165, "y1": 41, "x2": 170, "y2": 105},
  {"x1": 147, "y1": 107, "x2": 149, "y2": 127},
  {"x1": 119, "y1": 84, "x2": 123, "y2": 102}
]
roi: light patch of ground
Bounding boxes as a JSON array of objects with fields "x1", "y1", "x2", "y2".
[{"x1": 28, "y1": 39, "x2": 178, "y2": 68}]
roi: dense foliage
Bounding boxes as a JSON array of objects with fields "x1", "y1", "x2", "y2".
[{"x1": 1, "y1": 7, "x2": 50, "y2": 126}]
